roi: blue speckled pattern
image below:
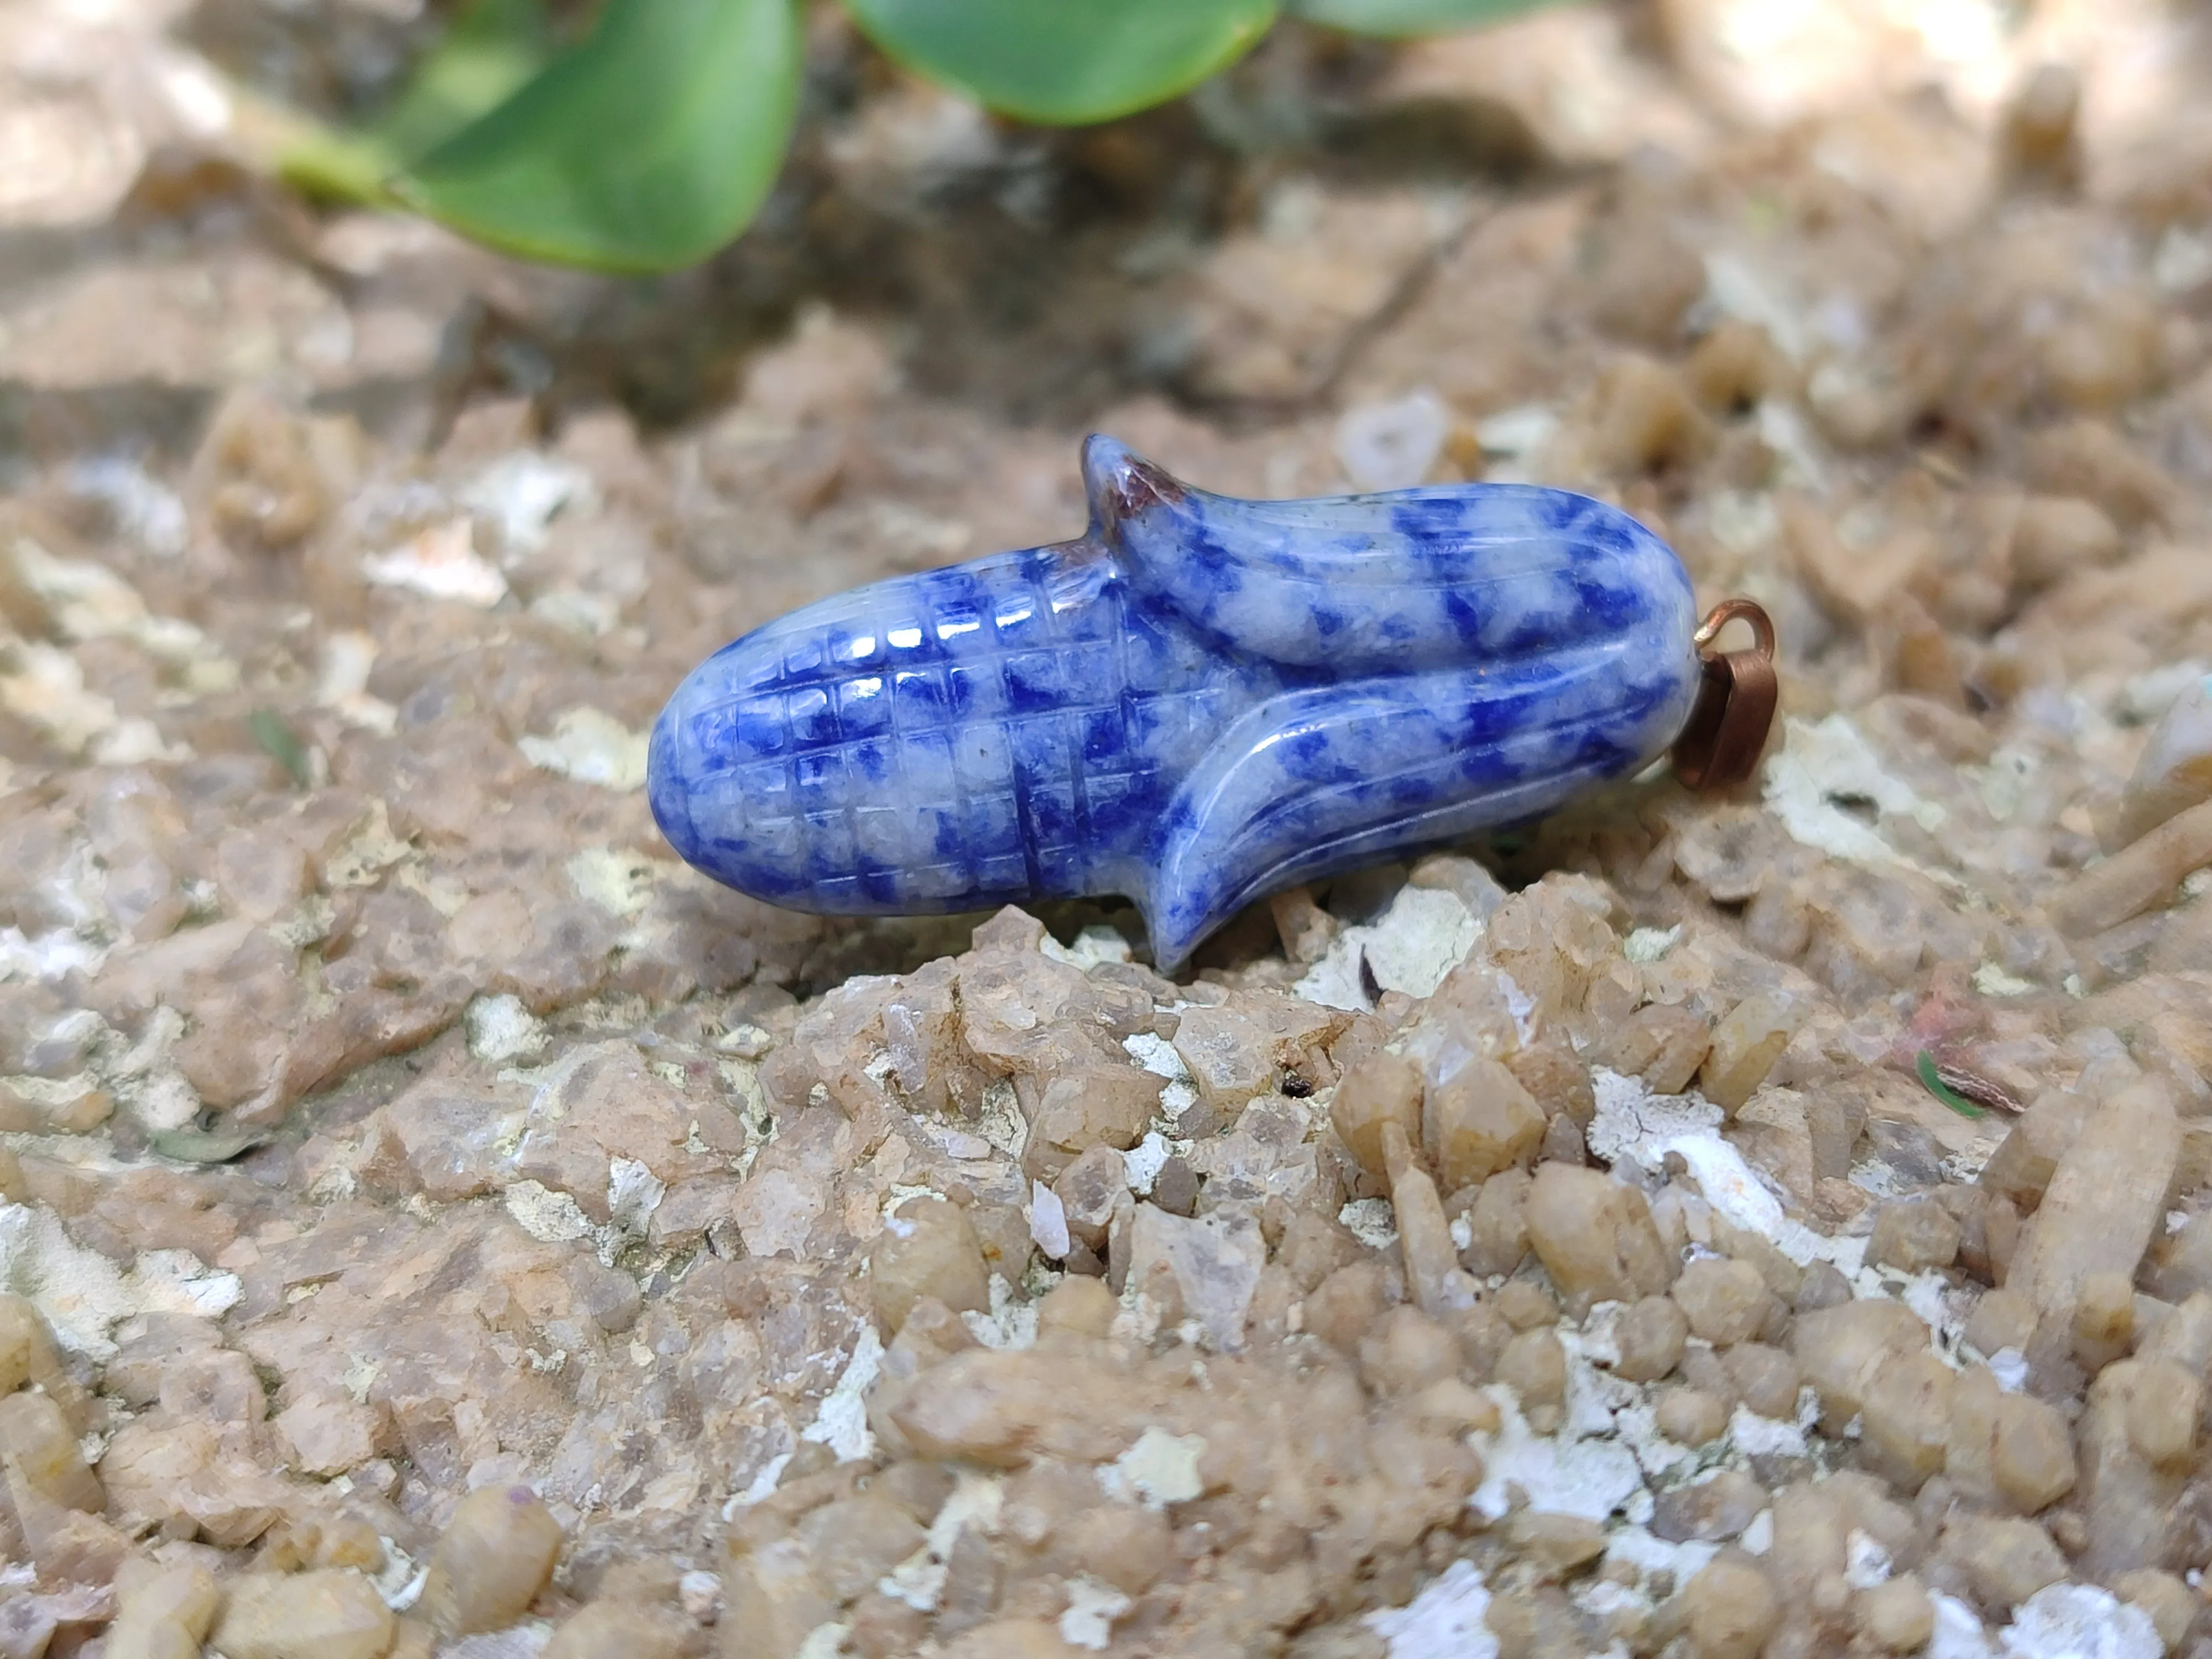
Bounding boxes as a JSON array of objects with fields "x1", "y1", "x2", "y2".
[{"x1": 649, "y1": 436, "x2": 1700, "y2": 968}]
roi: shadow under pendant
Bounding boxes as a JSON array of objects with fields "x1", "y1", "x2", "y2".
[{"x1": 649, "y1": 436, "x2": 1757, "y2": 969}]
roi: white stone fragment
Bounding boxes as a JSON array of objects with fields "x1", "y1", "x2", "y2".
[
  {"x1": 1972, "y1": 962, "x2": 2037, "y2": 998},
  {"x1": 1338, "y1": 1198, "x2": 1399, "y2": 1252},
  {"x1": 1029, "y1": 1181, "x2": 1071, "y2": 1260},
  {"x1": 567, "y1": 846, "x2": 658, "y2": 916},
  {"x1": 1336, "y1": 389, "x2": 1450, "y2": 493},
  {"x1": 2000, "y1": 1585, "x2": 2159, "y2": 1659},
  {"x1": 1101, "y1": 1427, "x2": 1205, "y2": 1510},
  {"x1": 466, "y1": 994, "x2": 547, "y2": 1063},
  {"x1": 1295, "y1": 885, "x2": 1477, "y2": 1010},
  {"x1": 504, "y1": 1183, "x2": 592, "y2": 1244},
  {"x1": 362, "y1": 518, "x2": 509, "y2": 607},
  {"x1": 520, "y1": 708, "x2": 650, "y2": 791},
  {"x1": 316, "y1": 629, "x2": 398, "y2": 734},
  {"x1": 961, "y1": 1275, "x2": 1039, "y2": 1352},
  {"x1": 800, "y1": 1327, "x2": 884, "y2": 1462},
  {"x1": 1364, "y1": 1559, "x2": 1499, "y2": 1659},
  {"x1": 1845, "y1": 1528, "x2": 1893, "y2": 1588},
  {"x1": 1931, "y1": 1592, "x2": 1995, "y2": 1659},
  {"x1": 1587, "y1": 1069, "x2": 1869, "y2": 1275},
  {"x1": 1123, "y1": 1130, "x2": 1172, "y2": 1197},
  {"x1": 1041, "y1": 925, "x2": 1134, "y2": 969},
  {"x1": 1058, "y1": 1575, "x2": 1134, "y2": 1651},
  {"x1": 1764, "y1": 714, "x2": 1930, "y2": 867},
  {"x1": 1469, "y1": 1387, "x2": 1645, "y2": 1524},
  {"x1": 0, "y1": 1205, "x2": 237, "y2": 1360},
  {"x1": 62, "y1": 457, "x2": 188, "y2": 556},
  {"x1": 465, "y1": 453, "x2": 596, "y2": 555},
  {"x1": 607, "y1": 1158, "x2": 666, "y2": 1234}
]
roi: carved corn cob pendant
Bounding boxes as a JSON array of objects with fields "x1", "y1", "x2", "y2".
[{"x1": 649, "y1": 436, "x2": 1773, "y2": 968}]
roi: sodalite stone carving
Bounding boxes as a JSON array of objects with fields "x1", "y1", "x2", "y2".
[{"x1": 649, "y1": 436, "x2": 1701, "y2": 968}]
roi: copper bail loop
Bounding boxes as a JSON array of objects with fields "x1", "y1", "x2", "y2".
[{"x1": 1671, "y1": 598, "x2": 1779, "y2": 792}]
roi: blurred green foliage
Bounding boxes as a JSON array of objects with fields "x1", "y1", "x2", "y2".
[{"x1": 281, "y1": 0, "x2": 1555, "y2": 274}]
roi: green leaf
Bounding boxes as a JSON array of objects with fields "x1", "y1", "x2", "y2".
[
  {"x1": 249, "y1": 708, "x2": 312, "y2": 790},
  {"x1": 280, "y1": 0, "x2": 555, "y2": 205},
  {"x1": 1916, "y1": 1050, "x2": 1988, "y2": 1120},
  {"x1": 843, "y1": 0, "x2": 1277, "y2": 126},
  {"x1": 1287, "y1": 0, "x2": 1557, "y2": 38},
  {"x1": 397, "y1": 0, "x2": 803, "y2": 274}
]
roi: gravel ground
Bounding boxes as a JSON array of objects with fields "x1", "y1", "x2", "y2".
[{"x1": 7, "y1": 0, "x2": 2212, "y2": 1655}]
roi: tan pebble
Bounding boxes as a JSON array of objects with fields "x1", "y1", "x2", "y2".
[
  {"x1": 1408, "y1": 1376, "x2": 1502, "y2": 1435},
  {"x1": 1601, "y1": 1001, "x2": 1714, "y2": 1097},
  {"x1": 2012, "y1": 494, "x2": 2122, "y2": 589},
  {"x1": 1698, "y1": 994, "x2": 1802, "y2": 1115},
  {"x1": 1867, "y1": 1198, "x2": 1961, "y2": 1273},
  {"x1": 1859, "y1": 1350, "x2": 1952, "y2": 1493},
  {"x1": 2002, "y1": 62, "x2": 2081, "y2": 186},
  {"x1": 1588, "y1": 354, "x2": 1717, "y2": 477},
  {"x1": 1061, "y1": 1499, "x2": 1172, "y2": 1595},
  {"x1": 1685, "y1": 319, "x2": 1790, "y2": 413},
  {"x1": 1504, "y1": 1036, "x2": 1595, "y2": 1127},
  {"x1": 1359, "y1": 1305, "x2": 1460, "y2": 1397},
  {"x1": 2125, "y1": 1357, "x2": 2200, "y2": 1466},
  {"x1": 1022, "y1": 1065, "x2": 1163, "y2": 1182},
  {"x1": 1613, "y1": 1295, "x2": 1689, "y2": 1383},
  {"x1": 722, "y1": 1538, "x2": 833, "y2": 1658},
  {"x1": 1035, "y1": 1275, "x2": 1117, "y2": 1340},
  {"x1": 1496, "y1": 1328, "x2": 1568, "y2": 1411},
  {"x1": 2073, "y1": 1268, "x2": 2136, "y2": 1372},
  {"x1": 1392, "y1": 1155, "x2": 1481, "y2": 1316},
  {"x1": 1462, "y1": 1168, "x2": 1532, "y2": 1277},
  {"x1": 1505, "y1": 1510, "x2": 1606, "y2": 1577},
  {"x1": 1052, "y1": 1146, "x2": 1129, "y2": 1254},
  {"x1": 1671, "y1": 1258, "x2": 1770, "y2": 1347},
  {"x1": 107, "y1": 1563, "x2": 221, "y2": 1659},
  {"x1": 800, "y1": 1493, "x2": 926, "y2": 1604},
  {"x1": 1423, "y1": 1056, "x2": 1544, "y2": 1192},
  {"x1": 1305, "y1": 1261, "x2": 1399, "y2": 1354},
  {"x1": 2110, "y1": 1567, "x2": 2195, "y2": 1653},
  {"x1": 1656, "y1": 1386, "x2": 1730, "y2": 1447},
  {"x1": 1941, "y1": 1512, "x2": 2067, "y2": 1611},
  {"x1": 1792, "y1": 1300, "x2": 1929, "y2": 1430},
  {"x1": 1651, "y1": 1469, "x2": 1766, "y2": 1543},
  {"x1": 1856, "y1": 1574, "x2": 1935, "y2": 1653},
  {"x1": 870, "y1": 1197, "x2": 990, "y2": 1335},
  {"x1": 1269, "y1": 886, "x2": 1337, "y2": 964},
  {"x1": 2050, "y1": 805, "x2": 2212, "y2": 938},
  {"x1": 1721, "y1": 1343, "x2": 1801, "y2": 1420},
  {"x1": 1991, "y1": 1391, "x2": 2077, "y2": 1512},
  {"x1": 939, "y1": 1614, "x2": 1084, "y2": 1658},
  {"x1": 1794, "y1": 1260, "x2": 1853, "y2": 1313},
  {"x1": 211, "y1": 1569, "x2": 395, "y2": 1659},
  {"x1": 0, "y1": 1391, "x2": 101, "y2": 1510},
  {"x1": 1494, "y1": 1279, "x2": 1558, "y2": 1332},
  {"x1": 1524, "y1": 1164, "x2": 1678, "y2": 1317},
  {"x1": 1682, "y1": 1554, "x2": 1778, "y2": 1659},
  {"x1": 544, "y1": 1601, "x2": 688, "y2": 1659},
  {"x1": 0, "y1": 1295, "x2": 61, "y2": 1397},
  {"x1": 1330, "y1": 1051, "x2": 1426, "y2": 1180},
  {"x1": 420, "y1": 1483, "x2": 565, "y2": 1636},
  {"x1": 1965, "y1": 1286, "x2": 2037, "y2": 1359},
  {"x1": 2112, "y1": 674, "x2": 2212, "y2": 849}
]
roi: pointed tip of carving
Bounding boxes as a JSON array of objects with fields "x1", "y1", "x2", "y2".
[{"x1": 1081, "y1": 434, "x2": 1187, "y2": 536}]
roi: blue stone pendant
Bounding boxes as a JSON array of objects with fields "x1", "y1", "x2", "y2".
[{"x1": 649, "y1": 437, "x2": 1772, "y2": 968}]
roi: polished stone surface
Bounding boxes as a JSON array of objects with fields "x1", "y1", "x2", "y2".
[{"x1": 650, "y1": 436, "x2": 1700, "y2": 966}]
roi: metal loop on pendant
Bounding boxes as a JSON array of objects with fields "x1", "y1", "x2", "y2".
[{"x1": 1672, "y1": 598, "x2": 1780, "y2": 792}]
